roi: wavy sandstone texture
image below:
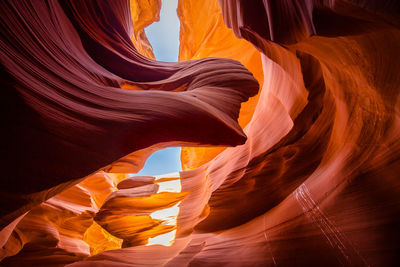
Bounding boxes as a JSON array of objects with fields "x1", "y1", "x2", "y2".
[{"x1": 1, "y1": 0, "x2": 400, "y2": 266}]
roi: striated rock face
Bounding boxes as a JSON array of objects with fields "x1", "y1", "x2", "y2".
[
  {"x1": 0, "y1": 0, "x2": 257, "y2": 228},
  {"x1": 1, "y1": 0, "x2": 400, "y2": 266}
]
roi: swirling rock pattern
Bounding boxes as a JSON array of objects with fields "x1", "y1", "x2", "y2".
[
  {"x1": 0, "y1": 0, "x2": 257, "y2": 228},
  {"x1": 1, "y1": 0, "x2": 399, "y2": 266}
]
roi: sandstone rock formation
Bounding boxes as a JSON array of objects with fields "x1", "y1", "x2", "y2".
[{"x1": 1, "y1": 0, "x2": 399, "y2": 266}]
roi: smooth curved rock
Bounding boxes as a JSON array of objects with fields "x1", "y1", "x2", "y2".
[
  {"x1": 1, "y1": 0, "x2": 399, "y2": 266},
  {"x1": 0, "y1": 0, "x2": 258, "y2": 227}
]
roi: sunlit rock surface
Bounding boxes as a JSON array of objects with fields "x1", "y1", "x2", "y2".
[
  {"x1": 0, "y1": 0, "x2": 257, "y2": 228},
  {"x1": 1, "y1": 0, "x2": 400, "y2": 266},
  {"x1": 178, "y1": 0, "x2": 265, "y2": 170}
]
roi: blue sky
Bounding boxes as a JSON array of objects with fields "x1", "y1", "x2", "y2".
[
  {"x1": 134, "y1": 0, "x2": 182, "y2": 176},
  {"x1": 145, "y1": 0, "x2": 180, "y2": 62},
  {"x1": 134, "y1": 147, "x2": 182, "y2": 176}
]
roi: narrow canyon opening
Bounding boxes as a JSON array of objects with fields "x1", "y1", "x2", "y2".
[
  {"x1": 128, "y1": 0, "x2": 183, "y2": 247},
  {"x1": 135, "y1": 0, "x2": 182, "y2": 178}
]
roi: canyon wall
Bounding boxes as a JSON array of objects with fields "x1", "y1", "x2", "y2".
[{"x1": 1, "y1": 0, "x2": 399, "y2": 266}]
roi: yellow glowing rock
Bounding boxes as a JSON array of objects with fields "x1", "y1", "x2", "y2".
[
  {"x1": 178, "y1": 0, "x2": 263, "y2": 170},
  {"x1": 83, "y1": 221, "x2": 123, "y2": 255},
  {"x1": 94, "y1": 176, "x2": 187, "y2": 247}
]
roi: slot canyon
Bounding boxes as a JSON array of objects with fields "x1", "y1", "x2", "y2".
[{"x1": 0, "y1": 0, "x2": 400, "y2": 266}]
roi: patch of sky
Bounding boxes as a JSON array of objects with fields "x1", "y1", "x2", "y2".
[
  {"x1": 133, "y1": 147, "x2": 182, "y2": 176},
  {"x1": 144, "y1": 0, "x2": 180, "y2": 62}
]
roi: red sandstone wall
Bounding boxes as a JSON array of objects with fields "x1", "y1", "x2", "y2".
[{"x1": 0, "y1": 0, "x2": 399, "y2": 266}]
